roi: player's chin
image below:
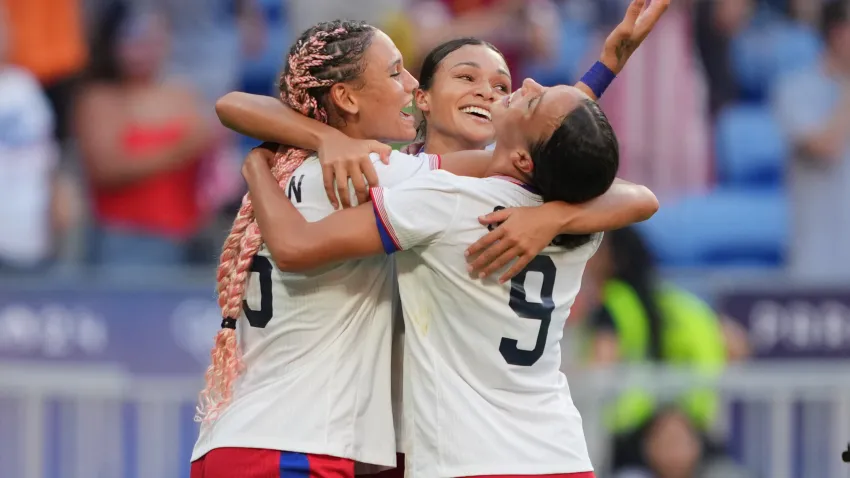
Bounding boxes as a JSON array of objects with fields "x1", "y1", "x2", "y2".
[
  {"x1": 461, "y1": 124, "x2": 495, "y2": 147},
  {"x1": 390, "y1": 115, "x2": 417, "y2": 143}
]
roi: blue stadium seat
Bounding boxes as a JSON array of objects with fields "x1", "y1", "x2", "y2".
[
  {"x1": 731, "y1": 16, "x2": 822, "y2": 101},
  {"x1": 638, "y1": 187, "x2": 788, "y2": 267},
  {"x1": 714, "y1": 104, "x2": 787, "y2": 186}
]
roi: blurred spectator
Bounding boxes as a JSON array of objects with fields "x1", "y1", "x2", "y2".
[
  {"x1": 614, "y1": 407, "x2": 753, "y2": 478},
  {"x1": 580, "y1": 227, "x2": 731, "y2": 471},
  {"x1": 599, "y1": 0, "x2": 712, "y2": 200},
  {"x1": 73, "y1": 2, "x2": 217, "y2": 267},
  {"x1": 0, "y1": 5, "x2": 77, "y2": 271},
  {"x1": 158, "y1": 0, "x2": 266, "y2": 106},
  {"x1": 407, "y1": 0, "x2": 559, "y2": 77},
  {"x1": 771, "y1": 0, "x2": 850, "y2": 280},
  {"x1": 694, "y1": 0, "x2": 755, "y2": 117},
  {"x1": 1, "y1": 0, "x2": 87, "y2": 144}
]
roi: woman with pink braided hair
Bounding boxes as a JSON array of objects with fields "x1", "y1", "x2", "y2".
[{"x1": 191, "y1": 19, "x2": 428, "y2": 478}]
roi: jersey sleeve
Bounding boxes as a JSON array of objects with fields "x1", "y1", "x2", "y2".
[
  {"x1": 372, "y1": 150, "x2": 442, "y2": 188},
  {"x1": 369, "y1": 172, "x2": 460, "y2": 254}
]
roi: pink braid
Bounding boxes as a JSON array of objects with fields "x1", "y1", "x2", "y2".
[{"x1": 195, "y1": 28, "x2": 345, "y2": 423}]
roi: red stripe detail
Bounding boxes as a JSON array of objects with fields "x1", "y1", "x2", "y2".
[
  {"x1": 429, "y1": 154, "x2": 442, "y2": 170},
  {"x1": 305, "y1": 454, "x2": 354, "y2": 478},
  {"x1": 369, "y1": 188, "x2": 402, "y2": 251}
]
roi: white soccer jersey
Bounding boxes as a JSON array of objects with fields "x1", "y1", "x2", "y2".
[
  {"x1": 370, "y1": 170, "x2": 599, "y2": 477},
  {"x1": 191, "y1": 150, "x2": 440, "y2": 466}
]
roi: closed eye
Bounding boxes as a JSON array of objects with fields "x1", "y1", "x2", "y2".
[{"x1": 457, "y1": 74, "x2": 474, "y2": 82}]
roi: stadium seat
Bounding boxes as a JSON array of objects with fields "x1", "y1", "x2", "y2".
[
  {"x1": 731, "y1": 15, "x2": 822, "y2": 101},
  {"x1": 714, "y1": 104, "x2": 787, "y2": 187},
  {"x1": 638, "y1": 187, "x2": 788, "y2": 267}
]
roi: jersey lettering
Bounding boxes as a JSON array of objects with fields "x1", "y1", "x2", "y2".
[
  {"x1": 242, "y1": 255, "x2": 274, "y2": 328},
  {"x1": 287, "y1": 175, "x2": 305, "y2": 203}
]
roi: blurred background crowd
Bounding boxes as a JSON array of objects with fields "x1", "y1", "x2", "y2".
[{"x1": 1, "y1": 0, "x2": 850, "y2": 477}]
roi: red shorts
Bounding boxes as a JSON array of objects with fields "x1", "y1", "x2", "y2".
[
  {"x1": 358, "y1": 454, "x2": 595, "y2": 478},
  {"x1": 465, "y1": 474, "x2": 595, "y2": 478},
  {"x1": 191, "y1": 448, "x2": 355, "y2": 478}
]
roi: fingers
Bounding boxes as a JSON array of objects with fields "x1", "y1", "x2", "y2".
[
  {"x1": 362, "y1": 158, "x2": 380, "y2": 190},
  {"x1": 351, "y1": 171, "x2": 369, "y2": 206},
  {"x1": 467, "y1": 239, "x2": 514, "y2": 278},
  {"x1": 623, "y1": 0, "x2": 646, "y2": 28},
  {"x1": 322, "y1": 163, "x2": 339, "y2": 210},
  {"x1": 335, "y1": 164, "x2": 352, "y2": 209},
  {"x1": 498, "y1": 254, "x2": 533, "y2": 284},
  {"x1": 373, "y1": 141, "x2": 392, "y2": 164},
  {"x1": 465, "y1": 227, "x2": 504, "y2": 259},
  {"x1": 478, "y1": 208, "x2": 513, "y2": 226},
  {"x1": 635, "y1": 0, "x2": 670, "y2": 37}
]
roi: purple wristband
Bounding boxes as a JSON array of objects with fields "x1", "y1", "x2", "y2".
[{"x1": 580, "y1": 62, "x2": 617, "y2": 99}]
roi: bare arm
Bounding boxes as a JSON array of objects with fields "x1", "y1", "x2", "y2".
[
  {"x1": 76, "y1": 86, "x2": 211, "y2": 188},
  {"x1": 242, "y1": 147, "x2": 385, "y2": 272},
  {"x1": 216, "y1": 92, "x2": 330, "y2": 150},
  {"x1": 466, "y1": 179, "x2": 658, "y2": 281},
  {"x1": 551, "y1": 178, "x2": 659, "y2": 233}
]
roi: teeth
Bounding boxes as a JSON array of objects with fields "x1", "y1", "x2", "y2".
[{"x1": 460, "y1": 106, "x2": 491, "y2": 120}]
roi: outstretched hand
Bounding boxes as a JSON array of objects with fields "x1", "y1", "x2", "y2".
[{"x1": 601, "y1": 0, "x2": 671, "y2": 73}]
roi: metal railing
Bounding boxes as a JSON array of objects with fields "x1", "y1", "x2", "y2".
[{"x1": 2, "y1": 362, "x2": 850, "y2": 478}]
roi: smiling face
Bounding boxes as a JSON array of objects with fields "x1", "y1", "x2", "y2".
[
  {"x1": 491, "y1": 78, "x2": 589, "y2": 155},
  {"x1": 415, "y1": 43, "x2": 511, "y2": 150},
  {"x1": 328, "y1": 29, "x2": 419, "y2": 143}
]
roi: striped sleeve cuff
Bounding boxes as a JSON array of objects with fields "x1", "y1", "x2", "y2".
[
  {"x1": 370, "y1": 187, "x2": 401, "y2": 254},
  {"x1": 428, "y1": 154, "x2": 441, "y2": 170}
]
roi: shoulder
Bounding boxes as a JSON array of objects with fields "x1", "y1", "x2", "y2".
[
  {"x1": 372, "y1": 150, "x2": 441, "y2": 168},
  {"x1": 389, "y1": 168, "x2": 462, "y2": 193}
]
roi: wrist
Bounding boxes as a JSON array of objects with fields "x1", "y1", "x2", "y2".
[
  {"x1": 316, "y1": 127, "x2": 345, "y2": 153},
  {"x1": 599, "y1": 54, "x2": 620, "y2": 75},
  {"x1": 580, "y1": 61, "x2": 617, "y2": 100},
  {"x1": 541, "y1": 202, "x2": 578, "y2": 235}
]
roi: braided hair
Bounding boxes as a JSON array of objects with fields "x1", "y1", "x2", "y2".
[{"x1": 196, "y1": 20, "x2": 376, "y2": 422}]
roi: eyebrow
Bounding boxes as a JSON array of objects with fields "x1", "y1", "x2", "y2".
[
  {"x1": 451, "y1": 61, "x2": 511, "y2": 78},
  {"x1": 388, "y1": 57, "x2": 401, "y2": 72},
  {"x1": 530, "y1": 91, "x2": 547, "y2": 116}
]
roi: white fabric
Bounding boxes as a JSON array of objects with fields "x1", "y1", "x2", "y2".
[
  {"x1": 374, "y1": 170, "x2": 600, "y2": 477},
  {"x1": 192, "y1": 151, "x2": 437, "y2": 466}
]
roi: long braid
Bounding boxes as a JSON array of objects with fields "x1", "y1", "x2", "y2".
[{"x1": 196, "y1": 20, "x2": 375, "y2": 422}]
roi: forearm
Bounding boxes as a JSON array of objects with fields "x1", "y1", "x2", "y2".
[
  {"x1": 549, "y1": 180, "x2": 659, "y2": 234},
  {"x1": 242, "y1": 152, "x2": 312, "y2": 269},
  {"x1": 215, "y1": 92, "x2": 334, "y2": 150},
  {"x1": 243, "y1": 153, "x2": 385, "y2": 271},
  {"x1": 438, "y1": 150, "x2": 493, "y2": 177}
]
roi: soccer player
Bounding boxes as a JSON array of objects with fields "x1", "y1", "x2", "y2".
[
  {"x1": 241, "y1": 76, "x2": 643, "y2": 477},
  {"x1": 190, "y1": 16, "x2": 658, "y2": 478}
]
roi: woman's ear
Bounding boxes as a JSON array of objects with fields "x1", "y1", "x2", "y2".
[
  {"x1": 329, "y1": 83, "x2": 359, "y2": 116},
  {"x1": 414, "y1": 88, "x2": 430, "y2": 113}
]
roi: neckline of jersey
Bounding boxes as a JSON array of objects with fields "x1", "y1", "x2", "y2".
[{"x1": 490, "y1": 175, "x2": 539, "y2": 194}]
